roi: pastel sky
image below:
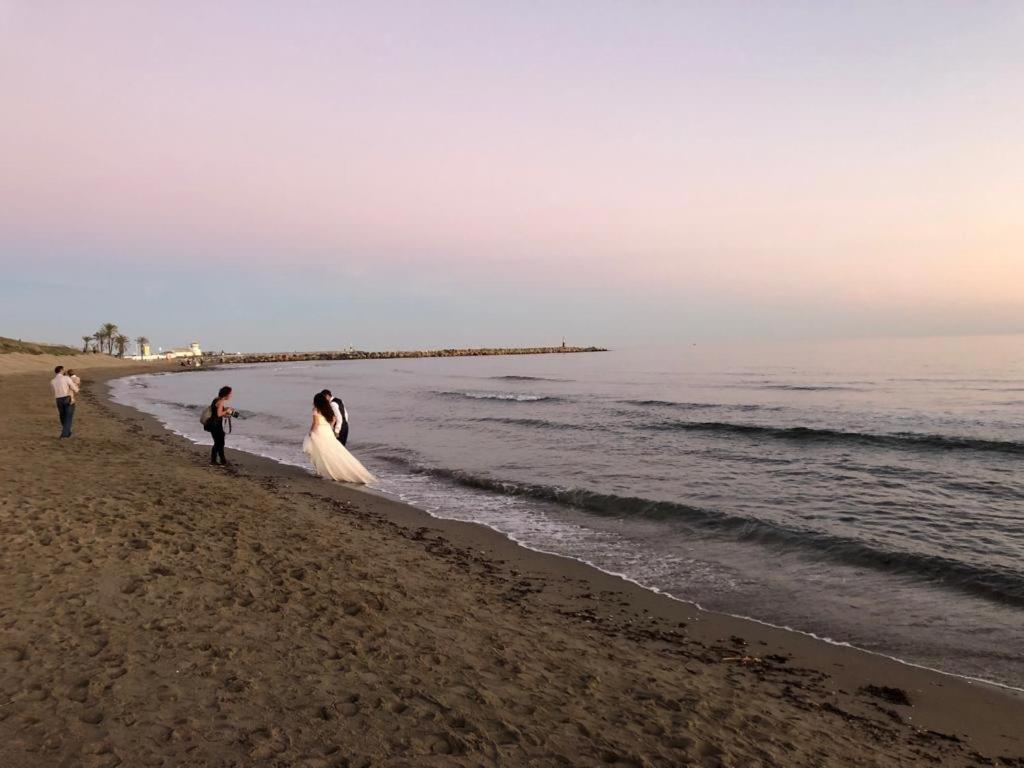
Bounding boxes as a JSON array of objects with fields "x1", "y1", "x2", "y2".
[{"x1": 2, "y1": 1, "x2": 1022, "y2": 351}]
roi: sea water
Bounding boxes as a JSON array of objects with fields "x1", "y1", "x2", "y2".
[{"x1": 111, "y1": 335, "x2": 1024, "y2": 687}]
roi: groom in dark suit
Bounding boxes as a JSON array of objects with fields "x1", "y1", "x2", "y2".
[{"x1": 321, "y1": 389, "x2": 349, "y2": 446}]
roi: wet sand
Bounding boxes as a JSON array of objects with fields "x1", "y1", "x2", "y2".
[{"x1": 1, "y1": 359, "x2": 1022, "y2": 767}]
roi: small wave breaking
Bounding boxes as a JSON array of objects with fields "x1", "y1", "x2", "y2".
[
  {"x1": 367, "y1": 453, "x2": 1024, "y2": 608},
  {"x1": 489, "y1": 375, "x2": 572, "y2": 382},
  {"x1": 474, "y1": 416, "x2": 573, "y2": 430},
  {"x1": 439, "y1": 391, "x2": 560, "y2": 403},
  {"x1": 470, "y1": 411, "x2": 1023, "y2": 456},
  {"x1": 622, "y1": 399, "x2": 779, "y2": 413},
  {"x1": 649, "y1": 420, "x2": 1024, "y2": 455},
  {"x1": 750, "y1": 383, "x2": 868, "y2": 392}
]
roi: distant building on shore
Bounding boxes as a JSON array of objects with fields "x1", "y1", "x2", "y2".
[
  {"x1": 128, "y1": 341, "x2": 201, "y2": 362},
  {"x1": 163, "y1": 341, "x2": 202, "y2": 360}
]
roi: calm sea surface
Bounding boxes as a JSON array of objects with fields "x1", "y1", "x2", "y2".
[{"x1": 111, "y1": 335, "x2": 1024, "y2": 687}]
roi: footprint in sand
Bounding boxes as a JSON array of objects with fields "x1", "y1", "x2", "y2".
[
  {"x1": 66, "y1": 676, "x2": 90, "y2": 703},
  {"x1": 3, "y1": 644, "x2": 28, "y2": 663},
  {"x1": 79, "y1": 708, "x2": 104, "y2": 725}
]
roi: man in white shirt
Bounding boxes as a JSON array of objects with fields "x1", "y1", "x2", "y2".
[
  {"x1": 50, "y1": 365, "x2": 80, "y2": 438},
  {"x1": 321, "y1": 388, "x2": 349, "y2": 446}
]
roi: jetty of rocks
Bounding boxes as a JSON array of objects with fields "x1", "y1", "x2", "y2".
[{"x1": 203, "y1": 346, "x2": 606, "y2": 365}]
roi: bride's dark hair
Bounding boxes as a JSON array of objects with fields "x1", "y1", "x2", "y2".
[{"x1": 313, "y1": 392, "x2": 335, "y2": 424}]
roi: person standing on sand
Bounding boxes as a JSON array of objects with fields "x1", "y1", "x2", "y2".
[
  {"x1": 206, "y1": 386, "x2": 237, "y2": 466},
  {"x1": 321, "y1": 388, "x2": 349, "y2": 445},
  {"x1": 50, "y1": 365, "x2": 79, "y2": 439}
]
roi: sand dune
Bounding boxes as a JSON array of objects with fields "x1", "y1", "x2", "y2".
[
  {"x1": 1, "y1": 365, "x2": 1022, "y2": 767},
  {"x1": 0, "y1": 353, "x2": 138, "y2": 376}
]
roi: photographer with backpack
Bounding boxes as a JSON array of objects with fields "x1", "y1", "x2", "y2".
[{"x1": 202, "y1": 386, "x2": 237, "y2": 466}]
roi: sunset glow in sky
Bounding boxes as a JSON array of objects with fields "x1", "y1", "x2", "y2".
[{"x1": 2, "y1": 1, "x2": 1022, "y2": 350}]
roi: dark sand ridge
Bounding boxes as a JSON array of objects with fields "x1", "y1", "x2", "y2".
[{"x1": 1, "y1": 361, "x2": 1022, "y2": 767}]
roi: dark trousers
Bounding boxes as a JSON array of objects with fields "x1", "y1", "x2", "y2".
[
  {"x1": 338, "y1": 421, "x2": 349, "y2": 446},
  {"x1": 210, "y1": 424, "x2": 226, "y2": 464},
  {"x1": 55, "y1": 396, "x2": 73, "y2": 438}
]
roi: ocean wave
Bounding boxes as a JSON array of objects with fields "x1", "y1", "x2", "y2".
[
  {"x1": 473, "y1": 412, "x2": 1024, "y2": 455},
  {"x1": 474, "y1": 416, "x2": 572, "y2": 429},
  {"x1": 622, "y1": 399, "x2": 779, "y2": 412},
  {"x1": 439, "y1": 391, "x2": 560, "y2": 402},
  {"x1": 149, "y1": 399, "x2": 301, "y2": 429},
  {"x1": 488, "y1": 375, "x2": 573, "y2": 382},
  {"x1": 649, "y1": 420, "x2": 1024, "y2": 455},
  {"x1": 623, "y1": 399, "x2": 719, "y2": 409},
  {"x1": 367, "y1": 454, "x2": 1024, "y2": 607},
  {"x1": 153, "y1": 399, "x2": 203, "y2": 413},
  {"x1": 889, "y1": 377, "x2": 1024, "y2": 385},
  {"x1": 752, "y1": 384, "x2": 867, "y2": 392}
]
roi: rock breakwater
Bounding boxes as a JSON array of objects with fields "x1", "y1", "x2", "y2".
[{"x1": 205, "y1": 346, "x2": 606, "y2": 365}]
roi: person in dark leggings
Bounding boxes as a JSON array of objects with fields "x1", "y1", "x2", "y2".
[{"x1": 208, "y1": 386, "x2": 236, "y2": 466}]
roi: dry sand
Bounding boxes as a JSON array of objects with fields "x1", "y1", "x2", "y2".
[
  {"x1": 0, "y1": 353, "x2": 138, "y2": 376},
  {"x1": 1, "y1": 359, "x2": 1022, "y2": 767}
]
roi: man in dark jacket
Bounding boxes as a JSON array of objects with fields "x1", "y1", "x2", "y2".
[{"x1": 321, "y1": 389, "x2": 349, "y2": 445}]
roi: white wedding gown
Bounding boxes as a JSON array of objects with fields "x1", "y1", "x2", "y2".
[{"x1": 302, "y1": 412, "x2": 376, "y2": 484}]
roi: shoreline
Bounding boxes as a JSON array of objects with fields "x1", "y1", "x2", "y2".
[
  {"x1": 101, "y1": 368, "x2": 1024, "y2": 743},
  {"x1": 2, "y1": 359, "x2": 1022, "y2": 765},
  {"x1": 112, "y1": 367, "x2": 1023, "y2": 696},
  {"x1": 111, "y1": 380, "x2": 1024, "y2": 695}
]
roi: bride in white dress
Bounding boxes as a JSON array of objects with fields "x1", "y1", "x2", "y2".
[{"x1": 302, "y1": 393, "x2": 376, "y2": 484}]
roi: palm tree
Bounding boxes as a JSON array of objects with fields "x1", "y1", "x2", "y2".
[
  {"x1": 114, "y1": 334, "x2": 130, "y2": 358},
  {"x1": 101, "y1": 323, "x2": 119, "y2": 354},
  {"x1": 82, "y1": 335, "x2": 91, "y2": 353},
  {"x1": 135, "y1": 336, "x2": 149, "y2": 358},
  {"x1": 92, "y1": 330, "x2": 105, "y2": 354}
]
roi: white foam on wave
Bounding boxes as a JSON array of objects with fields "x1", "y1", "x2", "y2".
[{"x1": 447, "y1": 391, "x2": 552, "y2": 402}]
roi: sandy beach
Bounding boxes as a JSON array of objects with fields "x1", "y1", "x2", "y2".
[{"x1": 2, "y1": 358, "x2": 1023, "y2": 767}]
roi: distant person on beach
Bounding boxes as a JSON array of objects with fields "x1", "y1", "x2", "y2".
[
  {"x1": 303, "y1": 392, "x2": 375, "y2": 484},
  {"x1": 321, "y1": 388, "x2": 349, "y2": 445},
  {"x1": 50, "y1": 365, "x2": 79, "y2": 439},
  {"x1": 204, "y1": 386, "x2": 237, "y2": 466}
]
